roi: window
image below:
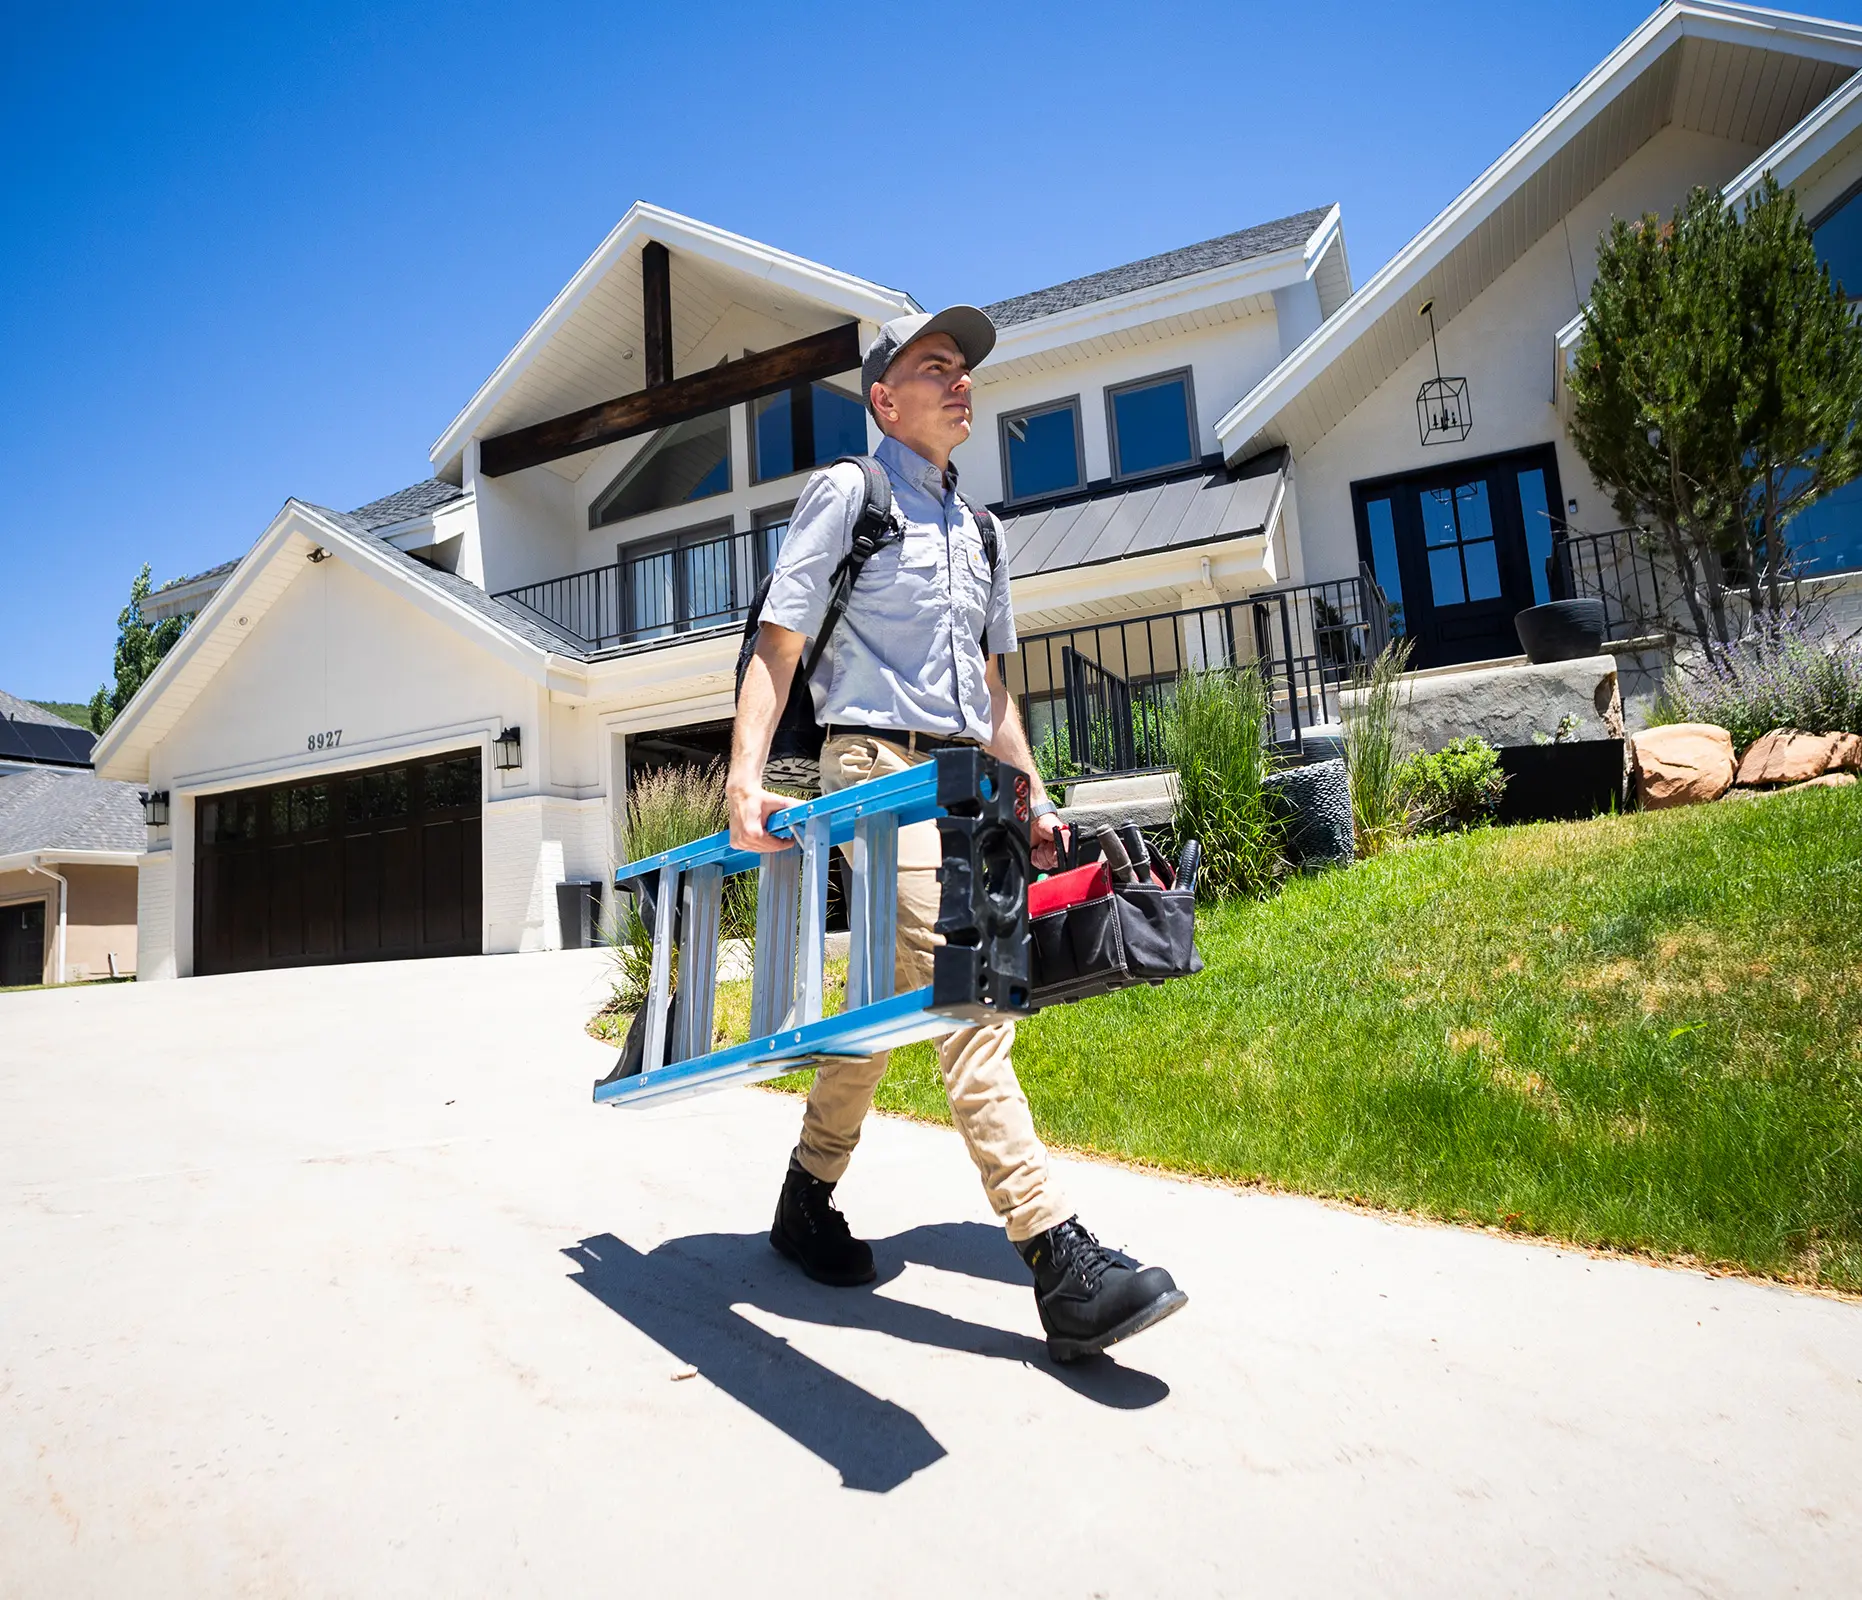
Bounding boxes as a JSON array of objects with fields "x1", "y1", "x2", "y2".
[
  {"x1": 1361, "y1": 495, "x2": 1406, "y2": 634},
  {"x1": 1813, "y1": 183, "x2": 1862, "y2": 302},
  {"x1": 751, "y1": 381, "x2": 868, "y2": 483},
  {"x1": 1420, "y1": 481, "x2": 1502, "y2": 605},
  {"x1": 753, "y1": 505, "x2": 793, "y2": 577},
  {"x1": 998, "y1": 397, "x2": 1085, "y2": 504},
  {"x1": 1107, "y1": 369, "x2": 1198, "y2": 481},
  {"x1": 589, "y1": 412, "x2": 731, "y2": 528}
]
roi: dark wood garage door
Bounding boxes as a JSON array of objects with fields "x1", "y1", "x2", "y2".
[{"x1": 196, "y1": 750, "x2": 482, "y2": 976}]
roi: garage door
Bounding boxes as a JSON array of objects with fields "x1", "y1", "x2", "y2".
[{"x1": 195, "y1": 750, "x2": 481, "y2": 976}]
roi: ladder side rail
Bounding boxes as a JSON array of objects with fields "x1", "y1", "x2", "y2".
[
  {"x1": 849, "y1": 811, "x2": 898, "y2": 1007},
  {"x1": 672, "y1": 863, "x2": 723, "y2": 1063},
  {"x1": 795, "y1": 813, "x2": 832, "y2": 1026},
  {"x1": 749, "y1": 849, "x2": 801, "y2": 1039},
  {"x1": 641, "y1": 865, "x2": 680, "y2": 1076}
]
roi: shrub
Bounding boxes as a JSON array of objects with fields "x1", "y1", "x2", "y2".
[
  {"x1": 607, "y1": 761, "x2": 753, "y2": 1009},
  {"x1": 1398, "y1": 736, "x2": 1506, "y2": 831},
  {"x1": 1164, "y1": 666, "x2": 1283, "y2": 898},
  {"x1": 1648, "y1": 620, "x2": 1862, "y2": 750},
  {"x1": 1343, "y1": 638, "x2": 1415, "y2": 857}
]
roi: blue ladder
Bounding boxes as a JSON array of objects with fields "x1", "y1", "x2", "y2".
[{"x1": 595, "y1": 750, "x2": 1033, "y2": 1109}]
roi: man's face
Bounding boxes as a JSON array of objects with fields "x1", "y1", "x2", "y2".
[{"x1": 870, "y1": 332, "x2": 973, "y2": 455}]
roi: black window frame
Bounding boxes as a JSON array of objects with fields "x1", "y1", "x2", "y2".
[
  {"x1": 996, "y1": 394, "x2": 1087, "y2": 507},
  {"x1": 1105, "y1": 366, "x2": 1200, "y2": 484}
]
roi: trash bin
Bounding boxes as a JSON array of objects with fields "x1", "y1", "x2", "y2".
[{"x1": 556, "y1": 880, "x2": 604, "y2": 950}]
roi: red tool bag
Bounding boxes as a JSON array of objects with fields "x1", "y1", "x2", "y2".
[{"x1": 1027, "y1": 828, "x2": 1202, "y2": 1008}]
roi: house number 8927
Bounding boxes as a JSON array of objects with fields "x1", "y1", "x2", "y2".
[{"x1": 307, "y1": 729, "x2": 343, "y2": 752}]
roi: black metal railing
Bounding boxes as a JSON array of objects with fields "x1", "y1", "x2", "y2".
[
  {"x1": 1550, "y1": 529, "x2": 1677, "y2": 639},
  {"x1": 1010, "y1": 566, "x2": 1391, "y2": 777},
  {"x1": 494, "y1": 523, "x2": 784, "y2": 652}
]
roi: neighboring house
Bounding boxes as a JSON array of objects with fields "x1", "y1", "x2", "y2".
[
  {"x1": 92, "y1": 1, "x2": 1862, "y2": 980},
  {"x1": 0, "y1": 688, "x2": 96, "y2": 776},
  {"x1": 0, "y1": 694, "x2": 144, "y2": 984}
]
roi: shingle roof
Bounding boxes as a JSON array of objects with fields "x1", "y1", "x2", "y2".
[
  {"x1": 151, "y1": 480, "x2": 469, "y2": 598},
  {"x1": 996, "y1": 450, "x2": 1288, "y2": 579},
  {"x1": 0, "y1": 769, "x2": 145, "y2": 856},
  {"x1": 299, "y1": 502, "x2": 592, "y2": 658},
  {"x1": 0, "y1": 690, "x2": 80, "y2": 729},
  {"x1": 983, "y1": 207, "x2": 1334, "y2": 329},
  {"x1": 346, "y1": 478, "x2": 469, "y2": 531}
]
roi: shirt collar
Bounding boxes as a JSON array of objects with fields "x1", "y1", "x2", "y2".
[{"x1": 876, "y1": 434, "x2": 957, "y2": 497}]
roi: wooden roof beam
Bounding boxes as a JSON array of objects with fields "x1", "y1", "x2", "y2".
[{"x1": 477, "y1": 321, "x2": 861, "y2": 478}]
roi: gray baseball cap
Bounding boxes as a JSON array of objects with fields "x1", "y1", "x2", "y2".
[{"x1": 861, "y1": 305, "x2": 997, "y2": 397}]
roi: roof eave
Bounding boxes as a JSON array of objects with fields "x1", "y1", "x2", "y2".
[
  {"x1": 91, "y1": 501, "x2": 559, "y2": 784},
  {"x1": 1213, "y1": 1, "x2": 1862, "y2": 459},
  {"x1": 986, "y1": 237, "x2": 1323, "y2": 367}
]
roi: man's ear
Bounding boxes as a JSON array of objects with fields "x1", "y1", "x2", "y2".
[{"x1": 868, "y1": 379, "x2": 898, "y2": 426}]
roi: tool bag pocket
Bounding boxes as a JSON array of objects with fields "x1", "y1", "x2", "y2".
[{"x1": 1027, "y1": 860, "x2": 1201, "y2": 1009}]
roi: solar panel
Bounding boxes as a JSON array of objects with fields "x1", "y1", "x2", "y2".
[{"x1": 0, "y1": 720, "x2": 95, "y2": 767}]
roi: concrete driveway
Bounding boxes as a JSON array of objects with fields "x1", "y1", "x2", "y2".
[{"x1": 2, "y1": 952, "x2": 1858, "y2": 1598}]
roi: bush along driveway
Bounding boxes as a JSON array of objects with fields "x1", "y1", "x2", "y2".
[{"x1": 779, "y1": 785, "x2": 1862, "y2": 1292}]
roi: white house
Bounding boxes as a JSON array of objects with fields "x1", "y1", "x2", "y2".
[{"x1": 96, "y1": 1, "x2": 1862, "y2": 979}]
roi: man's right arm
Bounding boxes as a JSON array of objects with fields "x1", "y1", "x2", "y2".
[{"x1": 727, "y1": 623, "x2": 806, "y2": 852}]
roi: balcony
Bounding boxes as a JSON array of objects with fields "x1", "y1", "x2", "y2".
[
  {"x1": 1009, "y1": 567, "x2": 1391, "y2": 776},
  {"x1": 493, "y1": 522, "x2": 785, "y2": 654}
]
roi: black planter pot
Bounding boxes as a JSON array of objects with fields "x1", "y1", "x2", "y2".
[
  {"x1": 1514, "y1": 599, "x2": 1606, "y2": 664},
  {"x1": 1497, "y1": 740, "x2": 1626, "y2": 824},
  {"x1": 1261, "y1": 757, "x2": 1354, "y2": 869}
]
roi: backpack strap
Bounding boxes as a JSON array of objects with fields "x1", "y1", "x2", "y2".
[
  {"x1": 798, "y1": 455, "x2": 903, "y2": 682},
  {"x1": 956, "y1": 491, "x2": 1000, "y2": 574}
]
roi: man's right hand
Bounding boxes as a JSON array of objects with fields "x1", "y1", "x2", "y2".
[{"x1": 728, "y1": 780, "x2": 796, "y2": 853}]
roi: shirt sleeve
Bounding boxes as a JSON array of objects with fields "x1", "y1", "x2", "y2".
[
  {"x1": 758, "y1": 463, "x2": 864, "y2": 641},
  {"x1": 984, "y1": 510, "x2": 1018, "y2": 656}
]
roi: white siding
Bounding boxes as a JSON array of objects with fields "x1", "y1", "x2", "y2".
[{"x1": 135, "y1": 851, "x2": 176, "y2": 982}]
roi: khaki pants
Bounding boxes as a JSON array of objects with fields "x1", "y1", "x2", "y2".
[{"x1": 793, "y1": 735, "x2": 1068, "y2": 1243}]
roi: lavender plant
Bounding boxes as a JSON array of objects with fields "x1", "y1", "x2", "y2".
[{"x1": 1650, "y1": 616, "x2": 1862, "y2": 750}]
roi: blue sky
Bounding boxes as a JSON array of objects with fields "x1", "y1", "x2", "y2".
[{"x1": 6, "y1": 0, "x2": 1861, "y2": 702}]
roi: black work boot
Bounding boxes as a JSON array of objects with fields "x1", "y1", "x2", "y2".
[
  {"x1": 770, "y1": 1157, "x2": 876, "y2": 1286},
  {"x1": 1016, "y1": 1217, "x2": 1187, "y2": 1362}
]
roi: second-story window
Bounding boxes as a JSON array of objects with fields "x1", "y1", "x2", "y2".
[
  {"x1": 589, "y1": 412, "x2": 731, "y2": 528},
  {"x1": 999, "y1": 397, "x2": 1085, "y2": 505},
  {"x1": 751, "y1": 381, "x2": 868, "y2": 483},
  {"x1": 1107, "y1": 368, "x2": 1199, "y2": 481}
]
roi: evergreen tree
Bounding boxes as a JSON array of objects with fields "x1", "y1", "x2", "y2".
[
  {"x1": 88, "y1": 565, "x2": 188, "y2": 734},
  {"x1": 1568, "y1": 177, "x2": 1862, "y2": 652}
]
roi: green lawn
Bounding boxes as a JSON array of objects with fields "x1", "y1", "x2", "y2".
[{"x1": 753, "y1": 787, "x2": 1862, "y2": 1290}]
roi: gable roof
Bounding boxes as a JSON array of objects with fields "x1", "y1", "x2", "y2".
[
  {"x1": 0, "y1": 769, "x2": 144, "y2": 857},
  {"x1": 1215, "y1": 1, "x2": 1862, "y2": 461},
  {"x1": 429, "y1": 202, "x2": 919, "y2": 482},
  {"x1": 984, "y1": 208, "x2": 1336, "y2": 328},
  {"x1": 91, "y1": 497, "x2": 592, "y2": 784}
]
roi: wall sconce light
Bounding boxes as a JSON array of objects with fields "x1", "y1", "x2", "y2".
[
  {"x1": 140, "y1": 789, "x2": 170, "y2": 827},
  {"x1": 493, "y1": 727, "x2": 522, "y2": 771}
]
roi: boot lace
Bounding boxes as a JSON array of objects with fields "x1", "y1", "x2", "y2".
[
  {"x1": 796, "y1": 1177, "x2": 855, "y2": 1245},
  {"x1": 1054, "y1": 1220, "x2": 1120, "y2": 1286}
]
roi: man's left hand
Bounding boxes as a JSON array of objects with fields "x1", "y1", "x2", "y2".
[{"x1": 1031, "y1": 811, "x2": 1061, "y2": 872}]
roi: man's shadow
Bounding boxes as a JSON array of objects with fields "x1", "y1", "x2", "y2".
[{"x1": 564, "y1": 1219, "x2": 1169, "y2": 1493}]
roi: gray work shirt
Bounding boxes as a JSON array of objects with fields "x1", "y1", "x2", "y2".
[{"x1": 759, "y1": 435, "x2": 1016, "y2": 744}]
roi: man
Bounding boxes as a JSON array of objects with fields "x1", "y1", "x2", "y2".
[{"x1": 727, "y1": 306, "x2": 1187, "y2": 1362}]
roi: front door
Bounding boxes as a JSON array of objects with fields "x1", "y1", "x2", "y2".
[
  {"x1": 0, "y1": 899, "x2": 47, "y2": 987},
  {"x1": 1352, "y1": 445, "x2": 1564, "y2": 669}
]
